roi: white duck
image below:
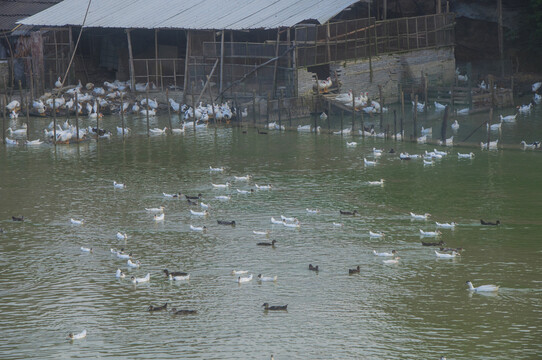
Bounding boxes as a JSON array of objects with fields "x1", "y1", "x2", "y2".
[
  {"x1": 113, "y1": 181, "x2": 126, "y2": 189},
  {"x1": 145, "y1": 206, "x2": 165, "y2": 213},
  {"x1": 417, "y1": 135, "x2": 427, "y2": 144},
  {"x1": 116, "y1": 232, "x2": 127, "y2": 240},
  {"x1": 154, "y1": 213, "x2": 165, "y2": 221},
  {"x1": 257, "y1": 274, "x2": 278, "y2": 282},
  {"x1": 346, "y1": 141, "x2": 358, "y2": 147},
  {"x1": 451, "y1": 120, "x2": 460, "y2": 131},
  {"x1": 369, "y1": 230, "x2": 384, "y2": 238},
  {"x1": 421, "y1": 126, "x2": 432, "y2": 135},
  {"x1": 410, "y1": 212, "x2": 431, "y2": 220},
  {"x1": 297, "y1": 124, "x2": 312, "y2": 132},
  {"x1": 532, "y1": 81, "x2": 542, "y2": 92},
  {"x1": 6, "y1": 100, "x2": 20, "y2": 111},
  {"x1": 253, "y1": 230, "x2": 270, "y2": 235},
  {"x1": 190, "y1": 225, "x2": 206, "y2": 232},
  {"x1": 487, "y1": 121, "x2": 502, "y2": 131},
  {"x1": 169, "y1": 273, "x2": 190, "y2": 281},
  {"x1": 190, "y1": 210, "x2": 209, "y2": 216},
  {"x1": 140, "y1": 109, "x2": 156, "y2": 116},
  {"x1": 412, "y1": 101, "x2": 425, "y2": 112},
  {"x1": 364, "y1": 158, "x2": 376, "y2": 166},
  {"x1": 7, "y1": 125, "x2": 28, "y2": 137},
  {"x1": 457, "y1": 152, "x2": 475, "y2": 159},
  {"x1": 55, "y1": 77, "x2": 62, "y2": 88},
  {"x1": 237, "y1": 274, "x2": 253, "y2": 284},
  {"x1": 211, "y1": 182, "x2": 230, "y2": 189},
  {"x1": 171, "y1": 126, "x2": 185, "y2": 134},
  {"x1": 255, "y1": 184, "x2": 272, "y2": 190},
  {"x1": 168, "y1": 98, "x2": 180, "y2": 112},
  {"x1": 281, "y1": 215, "x2": 298, "y2": 223},
  {"x1": 438, "y1": 136, "x2": 454, "y2": 146},
  {"x1": 209, "y1": 166, "x2": 224, "y2": 172},
  {"x1": 517, "y1": 103, "x2": 532, "y2": 114},
  {"x1": 271, "y1": 217, "x2": 283, "y2": 225},
  {"x1": 333, "y1": 127, "x2": 351, "y2": 135},
  {"x1": 480, "y1": 139, "x2": 498, "y2": 150},
  {"x1": 373, "y1": 250, "x2": 397, "y2": 257},
  {"x1": 234, "y1": 175, "x2": 251, "y2": 181},
  {"x1": 200, "y1": 202, "x2": 209, "y2": 208},
  {"x1": 423, "y1": 159, "x2": 434, "y2": 166},
  {"x1": 231, "y1": 270, "x2": 248, "y2": 275},
  {"x1": 283, "y1": 221, "x2": 300, "y2": 228},
  {"x1": 456, "y1": 108, "x2": 470, "y2": 116},
  {"x1": 131, "y1": 273, "x2": 150, "y2": 284},
  {"x1": 116, "y1": 126, "x2": 131, "y2": 135},
  {"x1": 215, "y1": 195, "x2": 231, "y2": 200},
  {"x1": 116, "y1": 269, "x2": 125, "y2": 279},
  {"x1": 367, "y1": 179, "x2": 384, "y2": 186},
  {"x1": 383, "y1": 257, "x2": 400, "y2": 264},
  {"x1": 25, "y1": 139, "x2": 43, "y2": 146},
  {"x1": 116, "y1": 251, "x2": 132, "y2": 260},
  {"x1": 434, "y1": 101, "x2": 446, "y2": 111},
  {"x1": 466, "y1": 280, "x2": 499, "y2": 292},
  {"x1": 332, "y1": 222, "x2": 344, "y2": 227},
  {"x1": 127, "y1": 259, "x2": 141, "y2": 268},
  {"x1": 520, "y1": 140, "x2": 541, "y2": 149},
  {"x1": 435, "y1": 250, "x2": 459, "y2": 258},
  {"x1": 80, "y1": 246, "x2": 92, "y2": 253},
  {"x1": 70, "y1": 218, "x2": 84, "y2": 225},
  {"x1": 419, "y1": 229, "x2": 442, "y2": 237},
  {"x1": 436, "y1": 222, "x2": 456, "y2": 229},
  {"x1": 306, "y1": 208, "x2": 320, "y2": 214},
  {"x1": 67, "y1": 330, "x2": 86, "y2": 340},
  {"x1": 335, "y1": 89, "x2": 353, "y2": 103}
]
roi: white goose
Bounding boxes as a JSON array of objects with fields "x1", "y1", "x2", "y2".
[
  {"x1": 7, "y1": 125, "x2": 28, "y2": 137},
  {"x1": 237, "y1": 274, "x2": 253, "y2": 284},
  {"x1": 346, "y1": 141, "x2": 358, "y2": 147},
  {"x1": 131, "y1": 273, "x2": 150, "y2": 284},
  {"x1": 500, "y1": 114, "x2": 517, "y2": 123},
  {"x1": 190, "y1": 209, "x2": 209, "y2": 216},
  {"x1": 271, "y1": 217, "x2": 283, "y2": 225},
  {"x1": 297, "y1": 124, "x2": 312, "y2": 132},
  {"x1": 458, "y1": 152, "x2": 475, "y2": 159},
  {"x1": 480, "y1": 139, "x2": 498, "y2": 150},
  {"x1": 435, "y1": 250, "x2": 459, "y2": 258},
  {"x1": 421, "y1": 126, "x2": 432, "y2": 135},
  {"x1": 434, "y1": 101, "x2": 446, "y2": 111},
  {"x1": 364, "y1": 158, "x2": 377, "y2": 166},
  {"x1": 154, "y1": 213, "x2": 165, "y2": 221},
  {"x1": 70, "y1": 218, "x2": 84, "y2": 225},
  {"x1": 80, "y1": 246, "x2": 92, "y2": 253},
  {"x1": 145, "y1": 206, "x2": 165, "y2": 213},
  {"x1": 127, "y1": 259, "x2": 141, "y2": 268},
  {"x1": 25, "y1": 139, "x2": 43, "y2": 146},
  {"x1": 410, "y1": 212, "x2": 431, "y2": 220},
  {"x1": 369, "y1": 230, "x2": 384, "y2": 238},
  {"x1": 116, "y1": 232, "x2": 127, "y2": 240},
  {"x1": 417, "y1": 135, "x2": 427, "y2": 144},
  {"x1": 438, "y1": 136, "x2": 454, "y2": 146},
  {"x1": 255, "y1": 184, "x2": 272, "y2": 190},
  {"x1": 67, "y1": 330, "x2": 87, "y2": 340},
  {"x1": 419, "y1": 229, "x2": 442, "y2": 237},
  {"x1": 373, "y1": 250, "x2": 397, "y2": 257},
  {"x1": 466, "y1": 280, "x2": 499, "y2": 292},
  {"x1": 436, "y1": 221, "x2": 456, "y2": 229},
  {"x1": 209, "y1": 166, "x2": 224, "y2": 172},
  {"x1": 149, "y1": 127, "x2": 167, "y2": 135},
  {"x1": 113, "y1": 181, "x2": 126, "y2": 189}
]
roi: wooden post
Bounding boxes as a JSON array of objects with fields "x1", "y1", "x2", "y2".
[
  {"x1": 328, "y1": 100, "x2": 332, "y2": 133},
  {"x1": 126, "y1": 29, "x2": 135, "y2": 91},
  {"x1": 29, "y1": 61, "x2": 34, "y2": 103},
  {"x1": 436, "y1": 0, "x2": 442, "y2": 14},
  {"x1": 155, "y1": 29, "x2": 159, "y2": 88},
  {"x1": 252, "y1": 90, "x2": 256, "y2": 126},
  {"x1": 191, "y1": 82, "x2": 196, "y2": 131},
  {"x1": 487, "y1": 108, "x2": 492, "y2": 146},
  {"x1": 1, "y1": 96, "x2": 5, "y2": 143},
  {"x1": 145, "y1": 87, "x2": 150, "y2": 136},
  {"x1": 266, "y1": 93, "x2": 270, "y2": 130},
  {"x1": 441, "y1": 106, "x2": 448, "y2": 143},
  {"x1": 75, "y1": 92, "x2": 79, "y2": 141},
  {"x1": 378, "y1": 84, "x2": 383, "y2": 129},
  {"x1": 497, "y1": 0, "x2": 504, "y2": 77},
  {"x1": 400, "y1": 115, "x2": 403, "y2": 141},
  {"x1": 383, "y1": 0, "x2": 387, "y2": 19},
  {"x1": 183, "y1": 30, "x2": 191, "y2": 102},
  {"x1": 53, "y1": 95, "x2": 57, "y2": 145},
  {"x1": 401, "y1": 90, "x2": 405, "y2": 122},
  {"x1": 206, "y1": 75, "x2": 216, "y2": 128},
  {"x1": 351, "y1": 93, "x2": 355, "y2": 131},
  {"x1": 166, "y1": 88, "x2": 172, "y2": 134},
  {"x1": 277, "y1": 92, "x2": 282, "y2": 131},
  {"x1": 68, "y1": 26, "x2": 74, "y2": 84},
  {"x1": 49, "y1": 69, "x2": 53, "y2": 90},
  {"x1": 272, "y1": 28, "x2": 280, "y2": 99},
  {"x1": 413, "y1": 94, "x2": 418, "y2": 138},
  {"x1": 219, "y1": 30, "x2": 225, "y2": 96},
  {"x1": 467, "y1": 62, "x2": 472, "y2": 108},
  {"x1": 313, "y1": 95, "x2": 317, "y2": 131},
  {"x1": 25, "y1": 95, "x2": 30, "y2": 138},
  {"x1": 120, "y1": 92, "x2": 125, "y2": 139},
  {"x1": 96, "y1": 101, "x2": 100, "y2": 143},
  {"x1": 424, "y1": 74, "x2": 428, "y2": 109},
  {"x1": 360, "y1": 110, "x2": 365, "y2": 138},
  {"x1": 18, "y1": 80, "x2": 24, "y2": 113},
  {"x1": 326, "y1": 22, "x2": 331, "y2": 63},
  {"x1": 393, "y1": 109, "x2": 397, "y2": 141}
]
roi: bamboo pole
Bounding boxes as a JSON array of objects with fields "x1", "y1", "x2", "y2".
[
  {"x1": 25, "y1": 95, "x2": 30, "y2": 138},
  {"x1": 497, "y1": 0, "x2": 504, "y2": 77},
  {"x1": 360, "y1": 110, "x2": 365, "y2": 139},
  {"x1": 219, "y1": 30, "x2": 225, "y2": 97},
  {"x1": 378, "y1": 84, "x2": 383, "y2": 129},
  {"x1": 272, "y1": 28, "x2": 280, "y2": 99},
  {"x1": 183, "y1": 30, "x2": 191, "y2": 102},
  {"x1": 266, "y1": 93, "x2": 270, "y2": 130},
  {"x1": 252, "y1": 90, "x2": 256, "y2": 126},
  {"x1": 191, "y1": 82, "x2": 196, "y2": 132},
  {"x1": 53, "y1": 95, "x2": 57, "y2": 145},
  {"x1": 206, "y1": 75, "x2": 216, "y2": 128},
  {"x1": 96, "y1": 101, "x2": 100, "y2": 143},
  {"x1": 155, "y1": 29, "x2": 159, "y2": 88},
  {"x1": 441, "y1": 106, "x2": 448, "y2": 143},
  {"x1": 393, "y1": 109, "x2": 397, "y2": 141},
  {"x1": 413, "y1": 94, "x2": 418, "y2": 139},
  {"x1": 2, "y1": 96, "x2": 5, "y2": 143},
  {"x1": 277, "y1": 92, "x2": 282, "y2": 131},
  {"x1": 166, "y1": 88, "x2": 172, "y2": 134}
]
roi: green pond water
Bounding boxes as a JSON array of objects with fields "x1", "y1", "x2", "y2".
[{"x1": 0, "y1": 102, "x2": 541, "y2": 359}]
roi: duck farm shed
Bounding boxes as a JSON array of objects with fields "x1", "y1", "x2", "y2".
[{"x1": 17, "y1": 0, "x2": 455, "y2": 103}]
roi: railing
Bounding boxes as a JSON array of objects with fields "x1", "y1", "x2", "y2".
[
  {"x1": 132, "y1": 58, "x2": 185, "y2": 90},
  {"x1": 295, "y1": 13, "x2": 455, "y2": 68}
]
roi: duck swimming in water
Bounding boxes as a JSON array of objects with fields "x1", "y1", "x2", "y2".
[
  {"x1": 257, "y1": 240, "x2": 276, "y2": 247},
  {"x1": 67, "y1": 330, "x2": 87, "y2": 340},
  {"x1": 348, "y1": 266, "x2": 360, "y2": 275},
  {"x1": 217, "y1": 220, "x2": 236, "y2": 226},
  {"x1": 170, "y1": 308, "x2": 198, "y2": 315},
  {"x1": 308, "y1": 264, "x2": 319, "y2": 271},
  {"x1": 480, "y1": 219, "x2": 500, "y2": 226},
  {"x1": 262, "y1": 303, "x2": 287, "y2": 311},
  {"x1": 163, "y1": 269, "x2": 188, "y2": 278},
  {"x1": 466, "y1": 280, "x2": 499, "y2": 292},
  {"x1": 148, "y1": 302, "x2": 168, "y2": 312},
  {"x1": 340, "y1": 210, "x2": 358, "y2": 216}
]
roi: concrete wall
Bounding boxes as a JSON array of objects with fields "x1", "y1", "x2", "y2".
[{"x1": 297, "y1": 47, "x2": 455, "y2": 104}]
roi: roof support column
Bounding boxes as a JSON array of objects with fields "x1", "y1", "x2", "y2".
[
  {"x1": 272, "y1": 28, "x2": 280, "y2": 99},
  {"x1": 219, "y1": 29, "x2": 225, "y2": 102},
  {"x1": 126, "y1": 29, "x2": 135, "y2": 91},
  {"x1": 155, "y1": 29, "x2": 159, "y2": 89},
  {"x1": 183, "y1": 30, "x2": 191, "y2": 101}
]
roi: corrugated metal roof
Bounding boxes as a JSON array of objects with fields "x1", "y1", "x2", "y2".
[
  {"x1": 0, "y1": 0, "x2": 61, "y2": 31},
  {"x1": 17, "y1": 0, "x2": 362, "y2": 30}
]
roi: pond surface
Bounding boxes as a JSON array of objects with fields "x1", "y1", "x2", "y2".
[{"x1": 0, "y1": 101, "x2": 541, "y2": 359}]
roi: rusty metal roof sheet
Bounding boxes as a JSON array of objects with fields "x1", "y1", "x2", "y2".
[
  {"x1": 0, "y1": 0, "x2": 61, "y2": 32},
  {"x1": 17, "y1": 0, "x2": 361, "y2": 30}
]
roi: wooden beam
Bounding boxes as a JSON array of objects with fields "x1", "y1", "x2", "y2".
[
  {"x1": 196, "y1": 59, "x2": 219, "y2": 104},
  {"x1": 183, "y1": 30, "x2": 191, "y2": 101},
  {"x1": 126, "y1": 29, "x2": 135, "y2": 91},
  {"x1": 219, "y1": 30, "x2": 225, "y2": 97},
  {"x1": 155, "y1": 29, "x2": 159, "y2": 88},
  {"x1": 272, "y1": 28, "x2": 280, "y2": 99}
]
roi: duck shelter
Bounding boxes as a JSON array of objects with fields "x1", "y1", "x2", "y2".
[{"x1": 13, "y1": 0, "x2": 460, "y2": 105}]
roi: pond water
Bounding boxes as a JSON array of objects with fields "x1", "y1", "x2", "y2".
[{"x1": 0, "y1": 101, "x2": 541, "y2": 359}]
